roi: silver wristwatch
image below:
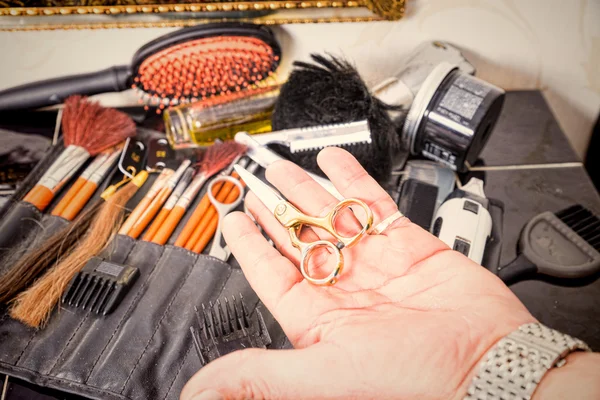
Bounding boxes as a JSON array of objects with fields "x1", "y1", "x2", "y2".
[{"x1": 464, "y1": 322, "x2": 591, "y2": 400}]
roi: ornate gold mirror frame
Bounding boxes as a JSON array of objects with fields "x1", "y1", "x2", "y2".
[{"x1": 0, "y1": 0, "x2": 404, "y2": 31}]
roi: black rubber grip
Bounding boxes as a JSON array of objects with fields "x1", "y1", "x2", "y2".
[
  {"x1": 0, "y1": 65, "x2": 131, "y2": 111},
  {"x1": 497, "y1": 254, "x2": 538, "y2": 285}
]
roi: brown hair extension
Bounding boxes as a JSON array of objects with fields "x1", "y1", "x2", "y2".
[
  {"x1": 0, "y1": 200, "x2": 103, "y2": 304},
  {"x1": 10, "y1": 180, "x2": 141, "y2": 328}
]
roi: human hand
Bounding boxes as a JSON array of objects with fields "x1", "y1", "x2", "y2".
[{"x1": 181, "y1": 147, "x2": 534, "y2": 400}]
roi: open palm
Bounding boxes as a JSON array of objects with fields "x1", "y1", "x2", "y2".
[{"x1": 182, "y1": 148, "x2": 534, "y2": 400}]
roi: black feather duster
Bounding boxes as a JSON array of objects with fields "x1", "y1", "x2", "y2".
[{"x1": 271, "y1": 54, "x2": 407, "y2": 183}]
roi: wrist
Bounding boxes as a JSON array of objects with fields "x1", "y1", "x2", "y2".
[{"x1": 532, "y1": 352, "x2": 600, "y2": 400}]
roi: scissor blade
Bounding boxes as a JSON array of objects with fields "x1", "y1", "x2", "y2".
[{"x1": 234, "y1": 165, "x2": 284, "y2": 214}]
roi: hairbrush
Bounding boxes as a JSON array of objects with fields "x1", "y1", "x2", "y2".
[
  {"x1": 0, "y1": 22, "x2": 281, "y2": 112},
  {"x1": 190, "y1": 295, "x2": 271, "y2": 366}
]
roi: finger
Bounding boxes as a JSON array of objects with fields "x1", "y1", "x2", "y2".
[
  {"x1": 265, "y1": 160, "x2": 363, "y2": 238},
  {"x1": 180, "y1": 347, "x2": 343, "y2": 400},
  {"x1": 245, "y1": 192, "x2": 302, "y2": 266},
  {"x1": 317, "y1": 147, "x2": 401, "y2": 228},
  {"x1": 222, "y1": 212, "x2": 303, "y2": 314}
]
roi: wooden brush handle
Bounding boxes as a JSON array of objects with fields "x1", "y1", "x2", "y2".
[
  {"x1": 142, "y1": 208, "x2": 171, "y2": 242},
  {"x1": 187, "y1": 171, "x2": 242, "y2": 252},
  {"x1": 191, "y1": 179, "x2": 243, "y2": 254},
  {"x1": 175, "y1": 181, "x2": 227, "y2": 248},
  {"x1": 127, "y1": 187, "x2": 171, "y2": 239},
  {"x1": 119, "y1": 168, "x2": 174, "y2": 236},
  {"x1": 51, "y1": 177, "x2": 86, "y2": 217},
  {"x1": 60, "y1": 180, "x2": 98, "y2": 221},
  {"x1": 152, "y1": 206, "x2": 186, "y2": 245},
  {"x1": 182, "y1": 180, "x2": 229, "y2": 250},
  {"x1": 191, "y1": 213, "x2": 220, "y2": 254},
  {"x1": 119, "y1": 197, "x2": 152, "y2": 235},
  {"x1": 23, "y1": 185, "x2": 55, "y2": 212},
  {"x1": 184, "y1": 199, "x2": 217, "y2": 251}
]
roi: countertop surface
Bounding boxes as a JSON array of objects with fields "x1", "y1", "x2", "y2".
[{"x1": 482, "y1": 90, "x2": 600, "y2": 349}]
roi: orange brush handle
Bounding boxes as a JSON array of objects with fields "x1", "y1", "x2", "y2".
[
  {"x1": 127, "y1": 187, "x2": 171, "y2": 239},
  {"x1": 23, "y1": 185, "x2": 55, "y2": 212},
  {"x1": 182, "y1": 180, "x2": 228, "y2": 250},
  {"x1": 191, "y1": 178, "x2": 243, "y2": 254},
  {"x1": 175, "y1": 181, "x2": 226, "y2": 248},
  {"x1": 60, "y1": 180, "x2": 98, "y2": 221},
  {"x1": 51, "y1": 177, "x2": 86, "y2": 216},
  {"x1": 191, "y1": 214, "x2": 219, "y2": 254},
  {"x1": 185, "y1": 199, "x2": 217, "y2": 251},
  {"x1": 152, "y1": 206, "x2": 186, "y2": 245},
  {"x1": 119, "y1": 197, "x2": 152, "y2": 235},
  {"x1": 142, "y1": 208, "x2": 171, "y2": 242},
  {"x1": 22, "y1": 186, "x2": 41, "y2": 205},
  {"x1": 185, "y1": 171, "x2": 243, "y2": 253}
]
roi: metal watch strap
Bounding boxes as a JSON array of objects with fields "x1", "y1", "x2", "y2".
[{"x1": 464, "y1": 322, "x2": 591, "y2": 400}]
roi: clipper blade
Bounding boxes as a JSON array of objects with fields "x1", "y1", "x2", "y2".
[
  {"x1": 190, "y1": 294, "x2": 271, "y2": 366},
  {"x1": 290, "y1": 129, "x2": 372, "y2": 153},
  {"x1": 247, "y1": 120, "x2": 372, "y2": 154}
]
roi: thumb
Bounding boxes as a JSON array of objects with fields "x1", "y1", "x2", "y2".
[{"x1": 180, "y1": 346, "x2": 336, "y2": 400}]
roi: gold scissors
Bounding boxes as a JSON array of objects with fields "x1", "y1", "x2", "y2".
[{"x1": 234, "y1": 165, "x2": 373, "y2": 286}]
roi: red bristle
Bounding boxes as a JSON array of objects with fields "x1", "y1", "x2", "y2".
[
  {"x1": 197, "y1": 141, "x2": 247, "y2": 177},
  {"x1": 60, "y1": 96, "x2": 136, "y2": 155},
  {"x1": 135, "y1": 36, "x2": 277, "y2": 105}
]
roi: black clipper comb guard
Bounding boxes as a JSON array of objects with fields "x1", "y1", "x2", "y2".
[
  {"x1": 62, "y1": 256, "x2": 139, "y2": 315},
  {"x1": 191, "y1": 295, "x2": 271, "y2": 366}
]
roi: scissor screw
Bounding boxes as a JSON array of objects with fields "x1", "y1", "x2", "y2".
[{"x1": 275, "y1": 204, "x2": 287, "y2": 215}]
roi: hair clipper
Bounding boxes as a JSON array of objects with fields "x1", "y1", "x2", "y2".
[{"x1": 431, "y1": 178, "x2": 492, "y2": 265}]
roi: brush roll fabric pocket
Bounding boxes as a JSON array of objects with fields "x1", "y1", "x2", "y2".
[
  {"x1": 0, "y1": 211, "x2": 70, "y2": 278},
  {"x1": 0, "y1": 234, "x2": 283, "y2": 400},
  {"x1": 0, "y1": 134, "x2": 287, "y2": 399},
  {"x1": 0, "y1": 201, "x2": 43, "y2": 261}
]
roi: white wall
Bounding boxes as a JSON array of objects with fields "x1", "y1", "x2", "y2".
[{"x1": 0, "y1": 0, "x2": 598, "y2": 157}]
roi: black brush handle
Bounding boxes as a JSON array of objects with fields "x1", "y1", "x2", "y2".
[
  {"x1": 497, "y1": 254, "x2": 538, "y2": 285},
  {"x1": 0, "y1": 65, "x2": 131, "y2": 111}
]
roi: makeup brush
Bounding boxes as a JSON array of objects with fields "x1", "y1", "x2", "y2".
[
  {"x1": 51, "y1": 149, "x2": 111, "y2": 217},
  {"x1": 188, "y1": 164, "x2": 254, "y2": 254},
  {"x1": 59, "y1": 147, "x2": 122, "y2": 221},
  {"x1": 10, "y1": 171, "x2": 149, "y2": 328},
  {"x1": 118, "y1": 168, "x2": 175, "y2": 236},
  {"x1": 52, "y1": 145, "x2": 122, "y2": 220},
  {"x1": 142, "y1": 167, "x2": 194, "y2": 242},
  {"x1": 22, "y1": 96, "x2": 136, "y2": 211},
  {"x1": 271, "y1": 54, "x2": 408, "y2": 183},
  {"x1": 125, "y1": 159, "x2": 192, "y2": 240},
  {"x1": 155, "y1": 141, "x2": 247, "y2": 246}
]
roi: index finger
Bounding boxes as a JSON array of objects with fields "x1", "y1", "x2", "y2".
[{"x1": 222, "y1": 211, "x2": 303, "y2": 317}]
